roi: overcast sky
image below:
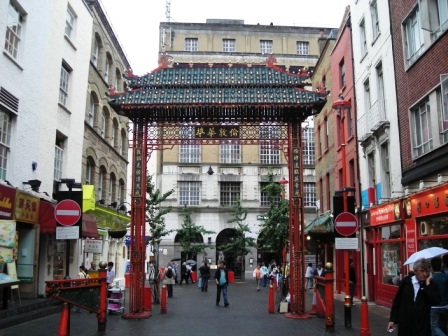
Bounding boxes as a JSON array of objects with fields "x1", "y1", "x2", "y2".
[{"x1": 100, "y1": 0, "x2": 350, "y2": 75}]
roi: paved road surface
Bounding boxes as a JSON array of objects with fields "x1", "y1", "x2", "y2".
[{"x1": 0, "y1": 280, "x2": 391, "y2": 336}]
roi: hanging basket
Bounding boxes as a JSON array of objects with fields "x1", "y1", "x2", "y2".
[{"x1": 108, "y1": 230, "x2": 127, "y2": 239}]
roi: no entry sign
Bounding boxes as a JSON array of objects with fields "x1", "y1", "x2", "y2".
[
  {"x1": 55, "y1": 199, "x2": 81, "y2": 226},
  {"x1": 334, "y1": 212, "x2": 358, "y2": 237}
]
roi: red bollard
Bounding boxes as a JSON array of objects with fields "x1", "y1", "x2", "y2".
[
  {"x1": 268, "y1": 284, "x2": 275, "y2": 313},
  {"x1": 57, "y1": 303, "x2": 69, "y2": 336},
  {"x1": 144, "y1": 286, "x2": 152, "y2": 311},
  {"x1": 161, "y1": 285, "x2": 167, "y2": 314},
  {"x1": 360, "y1": 296, "x2": 371, "y2": 336},
  {"x1": 324, "y1": 263, "x2": 335, "y2": 333}
]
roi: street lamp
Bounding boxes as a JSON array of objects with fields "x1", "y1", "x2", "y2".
[{"x1": 332, "y1": 95, "x2": 352, "y2": 327}]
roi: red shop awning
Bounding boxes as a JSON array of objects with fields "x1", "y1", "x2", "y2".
[
  {"x1": 39, "y1": 201, "x2": 57, "y2": 233},
  {"x1": 39, "y1": 201, "x2": 98, "y2": 238},
  {"x1": 82, "y1": 213, "x2": 99, "y2": 239}
]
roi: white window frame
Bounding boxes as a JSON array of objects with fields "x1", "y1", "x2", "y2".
[
  {"x1": 179, "y1": 181, "x2": 200, "y2": 206},
  {"x1": 370, "y1": 0, "x2": 380, "y2": 40},
  {"x1": 359, "y1": 19, "x2": 367, "y2": 57},
  {"x1": 54, "y1": 145, "x2": 64, "y2": 181},
  {"x1": 304, "y1": 182, "x2": 317, "y2": 205},
  {"x1": 85, "y1": 159, "x2": 92, "y2": 184},
  {"x1": 222, "y1": 39, "x2": 236, "y2": 53},
  {"x1": 220, "y1": 141, "x2": 241, "y2": 163},
  {"x1": 121, "y1": 132, "x2": 127, "y2": 156},
  {"x1": 441, "y1": 74, "x2": 448, "y2": 143},
  {"x1": 88, "y1": 94, "x2": 95, "y2": 126},
  {"x1": 100, "y1": 110, "x2": 106, "y2": 137},
  {"x1": 403, "y1": 6, "x2": 424, "y2": 66},
  {"x1": 376, "y1": 63, "x2": 386, "y2": 120},
  {"x1": 296, "y1": 41, "x2": 309, "y2": 55},
  {"x1": 302, "y1": 127, "x2": 315, "y2": 165},
  {"x1": 59, "y1": 64, "x2": 70, "y2": 106},
  {"x1": 367, "y1": 151, "x2": 376, "y2": 188},
  {"x1": 180, "y1": 125, "x2": 200, "y2": 163},
  {"x1": 411, "y1": 97, "x2": 433, "y2": 157},
  {"x1": 427, "y1": 0, "x2": 448, "y2": 40},
  {"x1": 92, "y1": 37, "x2": 99, "y2": 67},
  {"x1": 260, "y1": 40, "x2": 273, "y2": 54},
  {"x1": 4, "y1": 2, "x2": 24, "y2": 60},
  {"x1": 0, "y1": 111, "x2": 12, "y2": 180},
  {"x1": 185, "y1": 38, "x2": 198, "y2": 52},
  {"x1": 104, "y1": 57, "x2": 111, "y2": 84},
  {"x1": 65, "y1": 6, "x2": 75, "y2": 40},
  {"x1": 259, "y1": 125, "x2": 280, "y2": 164},
  {"x1": 380, "y1": 141, "x2": 391, "y2": 199}
]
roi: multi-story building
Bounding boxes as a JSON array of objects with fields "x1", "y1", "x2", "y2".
[
  {"x1": 155, "y1": 19, "x2": 335, "y2": 274},
  {"x1": 0, "y1": 0, "x2": 92, "y2": 297},
  {"x1": 81, "y1": 0, "x2": 132, "y2": 281},
  {"x1": 350, "y1": 0, "x2": 402, "y2": 307}
]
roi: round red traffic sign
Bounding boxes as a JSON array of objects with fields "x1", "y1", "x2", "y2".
[
  {"x1": 334, "y1": 212, "x2": 358, "y2": 237},
  {"x1": 55, "y1": 200, "x2": 81, "y2": 226}
]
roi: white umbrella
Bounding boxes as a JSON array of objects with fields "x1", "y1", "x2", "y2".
[{"x1": 403, "y1": 247, "x2": 448, "y2": 266}]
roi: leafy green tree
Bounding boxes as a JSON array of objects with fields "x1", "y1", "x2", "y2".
[
  {"x1": 259, "y1": 173, "x2": 289, "y2": 266},
  {"x1": 218, "y1": 200, "x2": 256, "y2": 279},
  {"x1": 177, "y1": 205, "x2": 215, "y2": 260},
  {"x1": 146, "y1": 174, "x2": 174, "y2": 260}
]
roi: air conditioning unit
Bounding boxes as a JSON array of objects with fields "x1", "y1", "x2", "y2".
[{"x1": 420, "y1": 221, "x2": 429, "y2": 236}]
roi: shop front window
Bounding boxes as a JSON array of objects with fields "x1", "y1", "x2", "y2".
[
  {"x1": 381, "y1": 242, "x2": 402, "y2": 286},
  {"x1": 381, "y1": 224, "x2": 401, "y2": 240},
  {"x1": 418, "y1": 216, "x2": 448, "y2": 249}
]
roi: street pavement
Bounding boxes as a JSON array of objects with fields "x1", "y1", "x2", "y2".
[{"x1": 0, "y1": 280, "x2": 391, "y2": 336}]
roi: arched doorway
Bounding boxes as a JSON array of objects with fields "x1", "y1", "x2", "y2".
[
  {"x1": 216, "y1": 228, "x2": 242, "y2": 278},
  {"x1": 174, "y1": 232, "x2": 203, "y2": 271}
]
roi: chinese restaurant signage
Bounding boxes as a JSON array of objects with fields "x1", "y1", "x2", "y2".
[
  {"x1": 14, "y1": 190, "x2": 39, "y2": 224},
  {"x1": 369, "y1": 201, "x2": 402, "y2": 226},
  {"x1": 408, "y1": 186, "x2": 448, "y2": 217},
  {"x1": 405, "y1": 219, "x2": 417, "y2": 258},
  {"x1": 194, "y1": 126, "x2": 240, "y2": 139},
  {"x1": 0, "y1": 184, "x2": 16, "y2": 220}
]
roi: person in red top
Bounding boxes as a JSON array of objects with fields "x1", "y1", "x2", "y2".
[{"x1": 253, "y1": 264, "x2": 262, "y2": 291}]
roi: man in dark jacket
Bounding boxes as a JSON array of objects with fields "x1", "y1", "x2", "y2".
[
  {"x1": 387, "y1": 258, "x2": 440, "y2": 335},
  {"x1": 199, "y1": 261, "x2": 211, "y2": 292},
  {"x1": 214, "y1": 261, "x2": 229, "y2": 307}
]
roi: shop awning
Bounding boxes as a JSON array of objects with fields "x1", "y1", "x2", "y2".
[
  {"x1": 82, "y1": 213, "x2": 99, "y2": 239},
  {"x1": 39, "y1": 201, "x2": 57, "y2": 233},
  {"x1": 39, "y1": 200, "x2": 99, "y2": 238},
  {"x1": 305, "y1": 213, "x2": 334, "y2": 234},
  {"x1": 82, "y1": 185, "x2": 130, "y2": 230}
]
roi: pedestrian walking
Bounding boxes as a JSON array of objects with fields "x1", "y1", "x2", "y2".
[
  {"x1": 305, "y1": 263, "x2": 314, "y2": 289},
  {"x1": 253, "y1": 264, "x2": 261, "y2": 291},
  {"x1": 387, "y1": 258, "x2": 440, "y2": 336},
  {"x1": 215, "y1": 261, "x2": 229, "y2": 307},
  {"x1": 179, "y1": 262, "x2": 189, "y2": 285},
  {"x1": 349, "y1": 260, "x2": 356, "y2": 305},
  {"x1": 162, "y1": 263, "x2": 175, "y2": 298},
  {"x1": 429, "y1": 257, "x2": 448, "y2": 336},
  {"x1": 261, "y1": 263, "x2": 269, "y2": 287},
  {"x1": 199, "y1": 261, "x2": 211, "y2": 292},
  {"x1": 171, "y1": 261, "x2": 179, "y2": 284}
]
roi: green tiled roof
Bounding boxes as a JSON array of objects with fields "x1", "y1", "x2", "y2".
[
  {"x1": 111, "y1": 87, "x2": 324, "y2": 106},
  {"x1": 110, "y1": 65, "x2": 325, "y2": 107},
  {"x1": 125, "y1": 66, "x2": 308, "y2": 89}
]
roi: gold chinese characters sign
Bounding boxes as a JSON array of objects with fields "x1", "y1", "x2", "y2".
[
  {"x1": 194, "y1": 126, "x2": 240, "y2": 139},
  {"x1": 291, "y1": 147, "x2": 301, "y2": 198},
  {"x1": 133, "y1": 148, "x2": 143, "y2": 197}
]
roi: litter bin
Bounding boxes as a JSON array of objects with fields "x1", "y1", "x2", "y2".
[
  {"x1": 144, "y1": 286, "x2": 152, "y2": 311},
  {"x1": 228, "y1": 271, "x2": 235, "y2": 283},
  {"x1": 125, "y1": 273, "x2": 131, "y2": 287}
]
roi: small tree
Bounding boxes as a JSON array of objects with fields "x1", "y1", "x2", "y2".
[
  {"x1": 218, "y1": 200, "x2": 256, "y2": 279},
  {"x1": 146, "y1": 174, "x2": 174, "y2": 263},
  {"x1": 259, "y1": 173, "x2": 289, "y2": 267},
  {"x1": 177, "y1": 205, "x2": 215, "y2": 260}
]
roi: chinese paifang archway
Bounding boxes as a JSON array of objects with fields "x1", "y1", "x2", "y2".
[{"x1": 109, "y1": 55, "x2": 326, "y2": 319}]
